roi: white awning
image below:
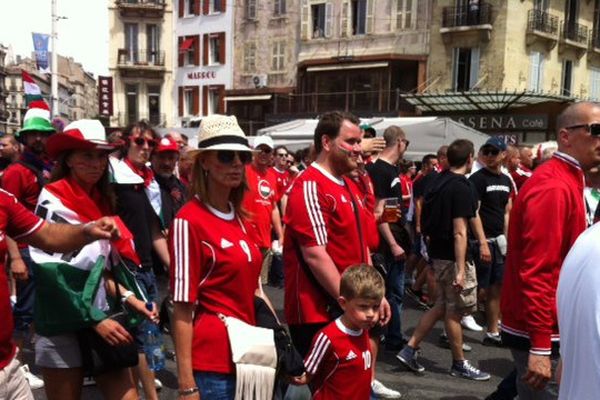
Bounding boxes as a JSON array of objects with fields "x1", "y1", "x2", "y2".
[
  {"x1": 224, "y1": 95, "x2": 272, "y2": 102},
  {"x1": 306, "y1": 62, "x2": 388, "y2": 72}
]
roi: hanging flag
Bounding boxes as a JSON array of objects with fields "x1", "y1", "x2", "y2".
[
  {"x1": 22, "y1": 70, "x2": 44, "y2": 106},
  {"x1": 32, "y1": 32, "x2": 51, "y2": 73}
]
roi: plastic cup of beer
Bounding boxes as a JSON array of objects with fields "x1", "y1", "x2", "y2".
[{"x1": 382, "y1": 198, "x2": 399, "y2": 223}]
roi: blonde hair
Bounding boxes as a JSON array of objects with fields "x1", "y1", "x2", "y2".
[
  {"x1": 340, "y1": 264, "x2": 385, "y2": 301},
  {"x1": 188, "y1": 151, "x2": 248, "y2": 215}
]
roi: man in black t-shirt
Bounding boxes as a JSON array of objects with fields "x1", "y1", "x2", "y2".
[
  {"x1": 397, "y1": 139, "x2": 491, "y2": 381},
  {"x1": 366, "y1": 125, "x2": 410, "y2": 353},
  {"x1": 469, "y1": 137, "x2": 512, "y2": 347}
]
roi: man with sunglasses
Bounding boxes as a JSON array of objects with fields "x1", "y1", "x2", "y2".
[
  {"x1": 500, "y1": 102, "x2": 600, "y2": 400},
  {"x1": 242, "y1": 135, "x2": 284, "y2": 285},
  {"x1": 272, "y1": 145, "x2": 292, "y2": 203},
  {"x1": 468, "y1": 137, "x2": 513, "y2": 348}
]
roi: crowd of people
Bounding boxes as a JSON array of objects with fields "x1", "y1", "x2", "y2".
[{"x1": 0, "y1": 99, "x2": 599, "y2": 400}]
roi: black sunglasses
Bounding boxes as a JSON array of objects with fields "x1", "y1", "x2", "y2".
[
  {"x1": 132, "y1": 136, "x2": 157, "y2": 148},
  {"x1": 565, "y1": 123, "x2": 600, "y2": 136},
  {"x1": 258, "y1": 147, "x2": 273, "y2": 154},
  {"x1": 216, "y1": 150, "x2": 252, "y2": 164},
  {"x1": 401, "y1": 139, "x2": 410, "y2": 147},
  {"x1": 482, "y1": 147, "x2": 500, "y2": 156}
]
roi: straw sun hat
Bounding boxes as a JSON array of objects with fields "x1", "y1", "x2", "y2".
[{"x1": 192, "y1": 114, "x2": 253, "y2": 154}]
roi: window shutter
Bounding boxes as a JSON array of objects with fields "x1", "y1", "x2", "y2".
[
  {"x1": 202, "y1": 86, "x2": 209, "y2": 116},
  {"x1": 219, "y1": 32, "x2": 226, "y2": 64},
  {"x1": 194, "y1": 35, "x2": 200, "y2": 65},
  {"x1": 301, "y1": 0, "x2": 310, "y2": 40},
  {"x1": 281, "y1": 0, "x2": 286, "y2": 14},
  {"x1": 203, "y1": 34, "x2": 209, "y2": 65},
  {"x1": 247, "y1": 0, "x2": 256, "y2": 19},
  {"x1": 452, "y1": 48, "x2": 459, "y2": 90},
  {"x1": 528, "y1": 52, "x2": 541, "y2": 92},
  {"x1": 366, "y1": 0, "x2": 374, "y2": 34},
  {"x1": 193, "y1": 86, "x2": 200, "y2": 116},
  {"x1": 178, "y1": 37, "x2": 184, "y2": 67},
  {"x1": 340, "y1": 1, "x2": 349, "y2": 37},
  {"x1": 469, "y1": 47, "x2": 480, "y2": 90},
  {"x1": 218, "y1": 85, "x2": 225, "y2": 114},
  {"x1": 179, "y1": 0, "x2": 184, "y2": 17},
  {"x1": 193, "y1": 0, "x2": 201, "y2": 14},
  {"x1": 325, "y1": 2, "x2": 333, "y2": 38},
  {"x1": 178, "y1": 87, "x2": 183, "y2": 117},
  {"x1": 202, "y1": 0, "x2": 209, "y2": 14},
  {"x1": 220, "y1": 0, "x2": 226, "y2": 13}
]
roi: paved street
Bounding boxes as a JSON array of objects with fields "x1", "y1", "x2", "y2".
[{"x1": 30, "y1": 285, "x2": 514, "y2": 400}]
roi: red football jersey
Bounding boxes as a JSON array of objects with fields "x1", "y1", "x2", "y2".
[
  {"x1": 0, "y1": 189, "x2": 43, "y2": 369},
  {"x1": 169, "y1": 198, "x2": 262, "y2": 374},
  {"x1": 305, "y1": 318, "x2": 372, "y2": 400},
  {"x1": 272, "y1": 166, "x2": 292, "y2": 203},
  {"x1": 1, "y1": 163, "x2": 42, "y2": 212},
  {"x1": 348, "y1": 175, "x2": 379, "y2": 252},
  {"x1": 283, "y1": 164, "x2": 368, "y2": 325},
  {"x1": 242, "y1": 164, "x2": 278, "y2": 248}
]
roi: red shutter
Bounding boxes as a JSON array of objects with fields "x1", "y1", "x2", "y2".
[
  {"x1": 203, "y1": 34, "x2": 209, "y2": 65},
  {"x1": 202, "y1": 86, "x2": 209, "y2": 116},
  {"x1": 193, "y1": 86, "x2": 200, "y2": 116},
  {"x1": 203, "y1": 0, "x2": 209, "y2": 14},
  {"x1": 178, "y1": 37, "x2": 184, "y2": 67},
  {"x1": 193, "y1": 0, "x2": 201, "y2": 14},
  {"x1": 217, "y1": 85, "x2": 225, "y2": 114},
  {"x1": 178, "y1": 0, "x2": 184, "y2": 17},
  {"x1": 193, "y1": 35, "x2": 200, "y2": 66},
  {"x1": 220, "y1": 0, "x2": 226, "y2": 13},
  {"x1": 218, "y1": 32, "x2": 226, "y2": 64},
  {"x1": 178, "y1": 87, "x2": 184, "y2": 116}
]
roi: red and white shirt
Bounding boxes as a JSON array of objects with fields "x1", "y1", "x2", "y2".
[
  {"x1": 283, "y1": 163, "x2": 368, "y2": 325},
  {"x1": 272, "y1": 166, "x2": 292, "y2": 203},
  {"x1": 1, "y1": 163, "x2": 42, "y2": 212},
  {"x1": 169, "y1": 198, "x2": 262, "y2": 374},
  {"x1": 305, "y1": 318, "x2": 372, "y2": 400},
  {"x1": 0, "y1": 189, "x2": 44, "y2": 369},
  {"x1": 348, "y1": 174, "x2": 379, "y2": 252},
  {"x1": 242, "y1": 164, "x2": 278, "y2": 249}
]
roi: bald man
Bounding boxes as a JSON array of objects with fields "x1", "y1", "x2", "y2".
[
  {"x1": 0, "y1": 135, "x2": 20, "y2": 173},
  {"x1": 501, "y1": 102, "x2": 600, "y2": 399},
  {"x1": 519, "y1": 146, "x2": 534, "y2": 170},
  {"x1": 505, "y1": 145, "x2": 531, "y2": 190}
]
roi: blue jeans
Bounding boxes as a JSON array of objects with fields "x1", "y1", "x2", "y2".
[
  {"x1": 194, "y1": 371, "x2": 235, "y2": 400},
  {"x1": 13, "y1": 248, "x2": 35, "y2": 334},
  {"x1": 385, "y1": 259, "x2": 405, "y2": 346}
]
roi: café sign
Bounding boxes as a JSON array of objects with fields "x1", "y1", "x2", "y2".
[{"x1": 452, "y1": 114, "x2": 548, "y2": 131}]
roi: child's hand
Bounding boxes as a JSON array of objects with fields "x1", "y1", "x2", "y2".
[{"x1": 291, "y1": 373, "x2": 308, "y2": 385}]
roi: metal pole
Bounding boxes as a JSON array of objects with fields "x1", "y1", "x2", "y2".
[{"x1": 51, "y1": 0, "x2": 58, "y2": 117}]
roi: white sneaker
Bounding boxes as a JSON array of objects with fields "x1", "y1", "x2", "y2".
[
  {"x1": 371, "y1": 379, "x2": 401, "y2": 399},
  {"x1": 21, "y1": 364, "x2": 44, "y2": 390},
  {"x1": 154, "y1": 378, "x2": 163, "y2": 391},
  {"x1": 461, "y1": 315, "x2": 483, "y2": 332}
]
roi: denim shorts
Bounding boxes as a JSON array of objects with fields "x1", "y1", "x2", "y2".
[{"x1": 194, "y1": 371, "x2": 235, "y2": 400}]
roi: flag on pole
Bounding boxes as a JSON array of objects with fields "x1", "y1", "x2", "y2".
[
  {"x1": 22, "y1": 70, "x2": 44, "y2": 106},
  {"x1": 32, "y1": 32, "x2": 51, "y2": 73}
]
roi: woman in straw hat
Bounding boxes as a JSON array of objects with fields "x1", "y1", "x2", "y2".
[
  {"x1": 170, "y1": 115, "x2": 277, "y2": 400},
  {"x1": 31, "y1": 119, "x2": 156, "y2": 400}
]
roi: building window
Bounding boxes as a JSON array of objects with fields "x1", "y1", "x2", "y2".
[
  {"x1": 528, "y1": 52, "x2": 544, "y2": 92},
  {"x1": 184, "y1": 88, "x2": 194, "y2": 116},
  {"x1": 246, "y1": 0, "x2": 257, "y2": 19},
  {"x1": 148, "y1": 85, "x2": 161, "y2": 126},
  {"x1": 351, "y1": 0, "x2": 367, "y2": 35},
  {"x1": 271, "y1": 41, "x2": 285, "y2": 71},
  {"x1": 147, "y1": 24, "x2": 160, "y2": 65},
  {"x1": 125, "y1": 84, "x2": 138, "y2": 125},
  {"x1": 591, "y1": 67, "x2": 600, "y2": 100},
  {"x1": 311, "y1": 3, "x2": 327, "y2": 38},
  {"x1": 208, "y1": 88, "x2": 220, "y2": 115},
  {"x1": 452, "y1": 47, "x2": 480, "y2": 91},
  {"x1": 396, "y1": 0, "x2": 415, "y2": 30},
  {"x1": 244, "y1": 43, "x2": 256, "y2": 73},
  {"x1": 124, "y1": 23, "x2": 139, "y2": 63},
  {"x1": 561, "y1": 59, "x2": 573, "y2": 96},
  {"x1": 186, "y1": 0, "x2": 195, "y2": 15},
  {"x1": 533, "y1": 0, "x2": 549, "y2": 11},
  {"x1": 209, "y1": 36, "x2": 221, "y2": 65},
  {"x1": 209, "y1": 0, "x2": 222, "y2": 13},
  {"x1": 274, "y1": 0, "x2": 286, "y2": 15}
]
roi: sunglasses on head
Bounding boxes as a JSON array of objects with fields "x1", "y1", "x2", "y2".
[
  {"x1": 565, "y1": 123, "x2": 600, "y2": 136},
  {"x1": 482, "y1": 147, "x2": 500, "y2": 156},
  {"x1": 216, "y1": 150, "x2": 252, "y2": 164},
  {"x1": 132, "y1": 136, "x2": 157, "y2": 148}
]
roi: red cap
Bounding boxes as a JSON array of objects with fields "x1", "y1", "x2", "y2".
[{"x1": 156, "y1": 137, "x2": 179, "y2": 153}]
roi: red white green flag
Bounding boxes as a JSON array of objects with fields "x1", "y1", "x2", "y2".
[{"x1": 22, "y1": 70, "x2": 43, "y2": 105}]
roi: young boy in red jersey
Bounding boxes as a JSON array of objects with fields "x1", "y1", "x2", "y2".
[{"x1": 293, "y1": 265, "x2": 386, "y2": 399}]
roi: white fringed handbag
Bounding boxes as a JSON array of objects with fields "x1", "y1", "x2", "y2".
[{"x1": 219, "y1": 314, "x2": 278, "y2": 400}]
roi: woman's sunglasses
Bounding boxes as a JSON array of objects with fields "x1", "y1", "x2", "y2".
[
  {"x1": 216, "y1": 150, "x2": 252, "y2": 165},
  {"x1": 131, "y1": 136, "x2": 157, "y2": 148}
]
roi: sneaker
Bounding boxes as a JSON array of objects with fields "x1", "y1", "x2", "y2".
[
  {"x1": 83, "y1": 376, "x2": 96, "y2": 386},
  {"x1": 461, "y1": 315, "x2": 483, "y2": 332},
  {"x1": 21, "y1": 364, "x2": 44, "y2": 390},
  {"x1": 438, "y1": 333, "x2": 472, "y2": 352},
  {"x1": 450, "y1": 360, "x2": 491, "y2": 381},
  {"x1": 396, "y1": 347, "x2": 425, "y2": 374},
  {"x1": 371, "y1": 379, "x2": 402, "y2": 399},
  {"x1": 155, "y1": 378, "x2": 163, "y2": 391},
  {"x1": 482, "y1": 332, "x2": 502, "y2": 347}
]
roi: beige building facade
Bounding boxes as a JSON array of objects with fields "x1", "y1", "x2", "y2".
[
  {"x1": 409, "y1": 0, "x2": 600, "y2": 143},
  {"x1": 108, "y1": 0, "x2": 174, "y2": 128}
]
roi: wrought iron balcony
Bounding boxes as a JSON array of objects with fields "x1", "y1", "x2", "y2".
[
  {"x1": 116, "y1": 0, "x2": 165, "y2": 18},
  {"x1": 526, "y1": 9, "x2": 559, "y2": 50},
  {"x1": 559, "y1": 21, "x2": 588, "y2": 58},
  {"x1": 442, "y1": 3, "x2": 492, "y2": 28},
  {"x1": 116, "y1": 49, "x2": 166, "y2": 78}
]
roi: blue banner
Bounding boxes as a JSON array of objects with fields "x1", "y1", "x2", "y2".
[{"x1": 32, "y1": 32, "x2": 50, "y2": 72}]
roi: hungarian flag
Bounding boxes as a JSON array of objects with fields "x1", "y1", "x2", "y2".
[
  {"x1": 22, "y1": 70, "x2": 43, "y2": 105},
  {"x1": 29, "y1": 177, "x2": 147, "y2": 337}
]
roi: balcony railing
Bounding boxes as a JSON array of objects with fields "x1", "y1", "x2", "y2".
[
  {"x1": 442, "y1": 3, "x2": 492, "y2": 28},
  {"x1": 591, "y1": 29, "x2": 600, "y2": 50},
  {"x1": 116, "y1": 112, "x2": 166, "y2": 127},
  {"x1": 561, "y1": 22, "x2": 588, "y2": 45},
  {"x1": 117, "y1": 49, "x2": 165, "y2": 67},
  {"x1": 116, "y1": 0, "x2": 165, "y2": 18},
  {"x1": 527, "y1": 9, "x2": 558, "y2": 36}
]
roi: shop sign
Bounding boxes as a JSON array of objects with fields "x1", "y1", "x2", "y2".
[
  {"x1": 187, "y1": 71, "x2": 217, "y2": 80},
  {"x1": 98, "y1": 76, "x2": 113, "y2": 117},
  {"x1": 452, "y1": 114, "x2": 548, "y2": 131}
]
